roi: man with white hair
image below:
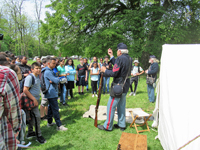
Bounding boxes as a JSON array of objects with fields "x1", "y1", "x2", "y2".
[
  {"x1": 145, "y1": 55, "x2": 159, "y2": 103},
  {"x1": 98, "y1": 43, "x2": 132, "y2": 131}
]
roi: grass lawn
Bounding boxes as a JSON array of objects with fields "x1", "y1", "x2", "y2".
[{"x1": 26, "y1": 59, "x2": 163, "y2": 150}]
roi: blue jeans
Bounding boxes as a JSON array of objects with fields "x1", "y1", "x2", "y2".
[
  {"x1": 103, "y1": 93, "x2": 127, "y2": 130},
  {"x1": 48, "y1": 98, "x2": 62, "y2": 127},
  {"x1": 147, "y1": 84, "x2": 155, "y2": 102},
  {"x1": 60, "y1": 84, "x2": 66, "y2": 103},
  {"x1": 103, "y1": 77, "x2": 110, "y2": 93}
]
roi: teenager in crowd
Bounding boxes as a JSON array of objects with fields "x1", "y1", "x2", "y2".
[
  {"x1": 90, "y1": 61, "x2": 99, "y2": 97},
  {"x1": 76, "y1": 58, "x2": 88, "y2": 95},
  {"x1": 57, "y1": 59, "x2": 68, "y2": 106},
  {"x1": 129, "y1": 60, "x2": 144, "y2": 96},
  {"x1": 40, "y1": 58, "x2": 49, "y2": 120},
  {"x1": 24, "y1": 62, "x2": 46, "y2": 144},
  {"x1": 88, "y1": 56, "x2": 100, "y2": 70},
  {"x1": 65, "y1": 58, "x2": 76, "y2": 99},
  {"x1": 103, "y1": 56, "x2": 112, "y2": 94},
  {"x1": 43, "y1": 57, "x2": 68, "y2": 131},
  {"x1": 84, "y1": 58, "x2": 90, "y2": 91},
  {"x1": 17, "y1": 55, "x2": 31, "y2": 81},
  {"x1": 36, "y1": 57, "x2": 42, "y2": 65}
]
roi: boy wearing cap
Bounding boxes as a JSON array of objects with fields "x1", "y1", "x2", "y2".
[{"x1": 129, "y1": 60, "x2": 144, "y2": 96}]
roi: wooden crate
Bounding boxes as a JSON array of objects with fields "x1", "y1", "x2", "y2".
[{"x1": 117, "y1": 132, "x2": 147, "y2": 150}]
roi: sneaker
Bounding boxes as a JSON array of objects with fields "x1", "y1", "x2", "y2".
[
  {"x1": 26, "y1": 132, "x2": 36, "y2": 139},
  {"x1": 86, "y1": 88, "x2": 89, "y2": 92},
  {"x1": 81, "y1": 92, "x2": 84, "y2": 95},
  {"x1": 57, "y1": 125, "x2": 68, "y2": 131},
  {"x1": 47, "y1": 122, "x2": 56, "y2": 127},
  {"x1": 95, "y1": 94, "x2": 98, "y2": 97},
  {"x1": 78, "y1": 92, "x2": 81, "y2": 95},
  {"x1": 41, "y1": 115, "x2": 48, "y2": 120},
  {"x1": 63, "y1": 103, "x2": 69, "y2": 106},
  {"x1": 92, "y1": 94, "x2": 94, "y2": 97},
  {"x1": 133, "y1": 93, "x2": 136, "y2": 96},
  {"x1": 129, "y1": 92, "x2": 134, "y2": 96},
  {"x1": 36, "y1": 136, "x2": 46, "y2": 144}
]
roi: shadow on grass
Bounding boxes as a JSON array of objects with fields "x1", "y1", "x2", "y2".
[{"x1": 45, "y1": 143, "x2": 74, "y2": 150}]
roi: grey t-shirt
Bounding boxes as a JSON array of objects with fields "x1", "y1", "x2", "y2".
[{"x1": 24, "y1": 73, "x2": 41, "y2": 102}]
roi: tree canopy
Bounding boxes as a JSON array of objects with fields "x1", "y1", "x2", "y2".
[{"x1": 40, "y1": 0, "x2": 200, "y2": 68}]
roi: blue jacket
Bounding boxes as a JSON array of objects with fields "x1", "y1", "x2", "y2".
[
  {"x1": 65, "y1": 65, "x2": 76, "y2": 81},
  {"x1": 147, "y1": 62, "x2": 159, "y2": 81},
  {"x1": 42, "y1": 67, "x2": 60, "y2": 99}
]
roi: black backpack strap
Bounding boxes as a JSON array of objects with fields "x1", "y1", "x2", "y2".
[{"x1": 28, "y1": 74, "x2": 35, "y2": 90}]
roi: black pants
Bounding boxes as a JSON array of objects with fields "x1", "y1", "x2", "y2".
[
  {"x1": 91, "y1": 81, "x2": 98, "y2": 94},
  {"x1": 67, "y1": 89, "x2": 73, "y2": 98},
  {"x1": 130, "y1": 76, "x2": 139, "y2": 93}
]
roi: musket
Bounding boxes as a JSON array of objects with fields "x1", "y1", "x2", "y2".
[{"x1": 94, "y1": 72, "x2": 103, "y2": 127}]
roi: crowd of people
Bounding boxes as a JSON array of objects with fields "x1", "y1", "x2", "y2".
[{"x1": 0, "y1": 48, "x2": 159, "y2": 149}]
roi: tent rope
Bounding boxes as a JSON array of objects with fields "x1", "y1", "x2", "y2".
[{"x1": 178, "y1": 134, "x2": 200, "y2": 150}]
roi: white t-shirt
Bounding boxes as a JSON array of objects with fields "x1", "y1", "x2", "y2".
[
  {"x1": 90, "y1": 67, "x2": 99, "y2": 81},
  {"x1": 132, "y1": 66, "x2": 143, "y2": 75}
]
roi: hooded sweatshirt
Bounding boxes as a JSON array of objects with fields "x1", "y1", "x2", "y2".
[{"x1": 42, "y1": 67, "x2": 60, "y2": 99}]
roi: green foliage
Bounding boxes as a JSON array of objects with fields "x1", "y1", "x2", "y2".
[{"x1": 41, "y1": 0, "x2": 200, "y2": 69}]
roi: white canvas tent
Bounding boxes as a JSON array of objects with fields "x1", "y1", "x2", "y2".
[{"x1": 156, "y1": 44, "x2": 200, "y2": 150}]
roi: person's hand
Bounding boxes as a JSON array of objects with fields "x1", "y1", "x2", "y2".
[
  {"x1": 33, "y1": 99, "x2": 38, "y2": 107},
  {"x1": 49, "y1": 80, "x2": 52, "y2": 83},
  {"x1": 24, "y1": 73, "x2": 29, "y2": 77},
  {"x1": 77, "y1": 77, "x2": 79, "y2": 81},
  {"x1": 14, "y1": 132, "x2": 20, "y2": 144},
  {"x1": 136, "y1": 73, "x2": 140, "y2": 76},
  {"x1": 85, "y1": 78, "x2": 87, "y2": 82},
  {"x1": 131, "y1": 73, "x2": 133, "y2": 76},
  {"x1": 145, "y1": 70, "x2": 148, "y2": 74},
  {"x1": 108, "y1": 48, "x2": 113, "y2": 57},
  {"x1": 101, "y1": 66, "x2": 106, "y2": 73},
  {"x1": 106, "y1": 66, "x2": 109, "y2": 69},
  {"x1": 66, "y1": 73, "x2": 70, "y2": 76}
]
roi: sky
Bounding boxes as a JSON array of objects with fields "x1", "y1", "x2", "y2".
[{"x1": 23, "y1": 0, "x2": 52, "y2": 21}]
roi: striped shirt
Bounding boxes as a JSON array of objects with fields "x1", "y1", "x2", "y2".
[{"x1": 0, "y1": 66, "x2": 21, "y2": 150}]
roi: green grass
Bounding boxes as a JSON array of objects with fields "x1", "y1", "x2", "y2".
[{"x1": 25, "y1": 59, "x2": 163, "y2": 150}]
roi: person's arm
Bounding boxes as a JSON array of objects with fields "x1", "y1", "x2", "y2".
[
  {"x1": 23, "y1": 75, "x2": 38, "y2": 106},
  {"x1": 76, "y1": 66, "x2": 79, "y2": 81},
  {"x1": 90, "y1": 69, "x2": 93, "y2": 75},
  {"x1": 108, "y1": 48, "x2": 116, "y2": 65},
  {"x1": 148, "y1": 63, "x2": 159, "y2": 75},
  {"x1": 102, "y1": 58, "x2": 121, "y2": 77},
  {"x1": 85, "y1": 69, "x2": 88, "y2": 81},
  {"x1": 69, "y1": 67, "x2": 76, "y2": 75},
  {"x1": 23, "y1": 86, "x2": 38, "y2": 106},
  {"x1": 76, "y1": 71, "x2": 79, "y2": 81},
  {"x1": 88, "y1": 63, "x2": 92, "y2": 70},
  {"x1": 4, "y1": 70, "x2": 22, "y2": 136},
  {"x1": 46, "y1": 70, "x2": 60, "y2": 84}
]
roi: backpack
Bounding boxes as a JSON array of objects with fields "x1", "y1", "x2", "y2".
[
  {"x1": 40, "y1": 70, "x2": 50, "y2": 94},
  {"x1": 20, "y1": 74, "x2": 35, "y2": 93}
]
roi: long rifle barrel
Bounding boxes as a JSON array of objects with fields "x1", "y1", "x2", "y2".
[{"x1": 94, "y1": 72, "x2": 103, "y2": 127}]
